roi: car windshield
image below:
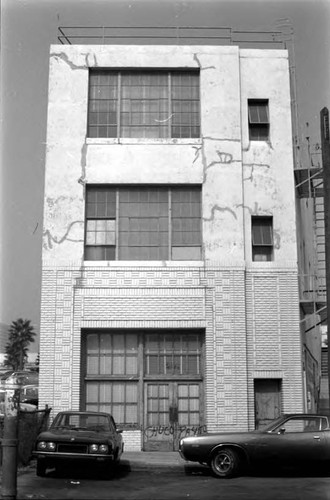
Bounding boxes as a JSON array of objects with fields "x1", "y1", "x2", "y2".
[
  {"x1": 52, "y1": 413, "x2": 111, "y2": 432},
  {"x1": 260, "y1": 416, "x2": 287, "y2": 432}
]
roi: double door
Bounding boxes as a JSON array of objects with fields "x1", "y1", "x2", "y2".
[{"x1": 143, "y1": 381, "x2": 204, "y2": 451}]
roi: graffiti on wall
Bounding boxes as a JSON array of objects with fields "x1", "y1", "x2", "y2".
[{"x1": 143, "y1": 424, "x2": 207, "y2": 440}]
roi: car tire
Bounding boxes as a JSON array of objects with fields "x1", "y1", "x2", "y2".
[
  {"x1": 36, "y1": 459, "x2": 47, "y2": 477},
  {"x1": 210, "y1": 448, "x2": 240, "y2": 478}
]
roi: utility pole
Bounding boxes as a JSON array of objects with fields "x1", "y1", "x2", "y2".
[
  {"x1": 320, "y1": 107, "x2": 330, "y2": 411},
  {"x1": 1, "y1": 378, "x2": 20, "y2": 500}
]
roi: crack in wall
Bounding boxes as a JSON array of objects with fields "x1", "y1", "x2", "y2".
[
  {"x1": 193, "y1": 53, "x2": 215, "y2": 71},
  {"x1": 50, "y1": 52, "x2": 87, "y2": 70},
  {"x1": 50, "y1": 52, "x2": 98, "y2": 70},
  {"x1": 43, "y1": 221, "x2": 84, "y2": 250},
  {"x1": 243, "y1": 162, "x2": 270, "y2": 182},
  {"x1": 203, "y1": 204, "x2": 237, "y2": 222}
]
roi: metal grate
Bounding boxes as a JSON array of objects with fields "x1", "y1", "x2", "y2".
[{"x1": 57, "y1": 444, "x2": 88, "y2": 454}]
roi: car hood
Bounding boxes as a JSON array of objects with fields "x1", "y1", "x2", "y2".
[{"x1": 37, "y1": 429, "x2": 113, "y2": 442}]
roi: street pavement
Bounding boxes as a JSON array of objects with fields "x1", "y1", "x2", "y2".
[{"x1": 2, "y1": 453, "x2": 330, "y2": 500}]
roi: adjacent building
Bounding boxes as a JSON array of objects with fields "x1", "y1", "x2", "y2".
[{"x1": 39, "y1": 42, "x2": 305, "y2": 451}]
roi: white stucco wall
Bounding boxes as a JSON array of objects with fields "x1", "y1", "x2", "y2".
[{"x1": 43, "y1": 45, "x2": 297, "y2": 266}]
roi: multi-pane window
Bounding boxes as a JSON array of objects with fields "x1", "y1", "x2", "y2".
[
  {"x1": 88, "y1": 70, "x2": 200, "y2": 139},
  {"x1": 248, "y1": 99, "x2": 269, "y2": 141},
  {"x1": 82, "y1": 330, "x2": 204, "y2": 428},
  {"x1": 252, "y1": 216, "x2": 273, "y2": 261},
  {"x1": 86, "y1": 333, "x2": 138, "y2": 375},
  {"x1": 85, "y1": 186, "x2": 202, "y2": 261},
  {"x1": 145, "y1": 333, "x2": 202, "y2": 376},
  {"x1": 84, "y1": 333, "x2": 139, "y2": 425}
]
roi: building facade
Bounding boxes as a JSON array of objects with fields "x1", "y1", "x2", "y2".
[{"x1": 39, "y1": 44, "x2": 304, "y2": 451}]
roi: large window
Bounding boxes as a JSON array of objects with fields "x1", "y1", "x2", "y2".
[
  {"x1": 252, "y1": 216, "x2": 273, "y2": 261},
  {"x1": 87, "y1": 70, "x2": 200, "y2": 139},
  {"x1": 82, "y1": 330, "x2": 204, "y2": 427},
  {"x1": 85, "y1": 186, "x2": 202, "y2": 261},
  {"x1": 248, "y1": 99, "x2": 269, "y2": 141}
]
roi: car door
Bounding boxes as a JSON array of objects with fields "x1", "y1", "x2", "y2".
[{"x1": 249, "y1": 416, "x2": 330, "y2": 464}]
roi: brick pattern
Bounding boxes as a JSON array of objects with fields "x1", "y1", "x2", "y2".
[
  {"x1": 245, "y1": 270, "x2": 304, "y2": 425},
  {"x1": 39, "y1": 264, "x2": 303, "y2": 445},
  {"x1": 122, "y1": 430, "x2": 142, "y2": 451}
]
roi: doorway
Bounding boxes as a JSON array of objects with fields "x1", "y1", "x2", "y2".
[
  {"x1": 143, "y1": 381, "x2": 204, "y2": 451},
  {"x1": 254, "y1": 379, "x2": 282, "y2": 429}
]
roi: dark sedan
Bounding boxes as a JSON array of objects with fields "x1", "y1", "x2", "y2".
[
  {"x1": 33, "y1": 410, "x2": 124, "y2": 477},
  {"x1": 179, "y1": 413, "x2": 330, "y2": 478}
]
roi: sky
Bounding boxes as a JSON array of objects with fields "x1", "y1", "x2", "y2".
[{"x1": 1, "y1": 0, "x2": 330, "y2": 353}]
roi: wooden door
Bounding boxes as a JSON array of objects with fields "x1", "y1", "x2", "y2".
[
  {"x1": 143, "y1": 382, "x2": 203, "y2": 451},
  {"x1": 254, "y1": 379, "x2": 281, "y2": 429}
]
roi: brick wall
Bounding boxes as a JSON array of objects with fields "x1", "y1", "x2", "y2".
[{"x1": 39, "y1": 263, "x2": 303, "y2": 444}]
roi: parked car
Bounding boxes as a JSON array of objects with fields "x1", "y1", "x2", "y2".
[
  {"x1": 33, "y1": 410, "x2": 124, "y2": 477},
  {"x1": 179, "y1": 413, "x2": 330, "y2": 478},
  {"x1": 0, "y1": 370, "x2": 14, "y2": 383},
  {"x1": 4, "y1": 371, "x2": 38, "y2": 387}
]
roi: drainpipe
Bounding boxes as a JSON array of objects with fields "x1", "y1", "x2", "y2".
[
  {"x1": 1, "y1": 378, "x2": 20, "y2": 500},
  {"x1": 320, "y1": 107, "x2": 330, "y2": 411}
]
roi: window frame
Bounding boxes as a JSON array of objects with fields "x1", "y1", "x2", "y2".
[
  {"x1": 251, "y1": 215, "x2": 273, "y2": 262},
  {"x1": 80, "y1": 329, "x2": 204, "y2": 429},
  {"x1": 248, "y1": 99, "x2": 269, "y2": 141},
  {"x1": 84, "y1": 185, "x2": 202, "y2": 262},
  {"x1": 87, "y1": 69, "x2": 201, "y2": 140}
]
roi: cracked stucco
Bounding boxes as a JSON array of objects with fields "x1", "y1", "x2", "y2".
[
  {"x1": 43, "y1": 45, "x2": 296, "y2": 261},
  {"x1": 43, "y1": 221, "x2": 84, "y2": 250}
]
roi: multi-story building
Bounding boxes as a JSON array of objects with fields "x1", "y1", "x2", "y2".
[{"x1": 39, "y1": 41, "x2": 305, "y2": 451}]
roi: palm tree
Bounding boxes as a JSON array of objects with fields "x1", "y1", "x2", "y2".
[{"x1": 4, "y1": 319, "x2": 36, "y2": 370}]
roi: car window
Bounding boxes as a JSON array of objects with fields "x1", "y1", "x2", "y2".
[
  {"x1": 53, "y1": 413, "x2": 111, "y2": 431},
  {"x1": 272, "y1": 417, "x2": 323, "y2": 433}
]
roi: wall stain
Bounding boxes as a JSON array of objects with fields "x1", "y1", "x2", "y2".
[{"x1": 78, "y1": 143, "x2": 88, "y2": 187}]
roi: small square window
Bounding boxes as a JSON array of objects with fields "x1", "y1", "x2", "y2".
[
  {"x1": 248, "y1": 100, "x2": 269, "y2": 141},
  {"x1": 252, "y1": 216, "x2": 273, "y2": 261}
]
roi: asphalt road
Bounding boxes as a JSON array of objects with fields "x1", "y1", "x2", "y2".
[{"x1": 7, "y1": 460, "x2": 330, "y2": 500}]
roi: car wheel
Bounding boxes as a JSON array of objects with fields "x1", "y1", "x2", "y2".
[
  {"x1": 210, "y1": 448, "x2": 240, "y2": 478},
  {"x1": 36, "y1": 459, "x2": 47, "y2": 477}
]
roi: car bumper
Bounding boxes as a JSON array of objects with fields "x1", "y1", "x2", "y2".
[{"x1": 33, "y1": 451, "x2": 115, "y2": 463}]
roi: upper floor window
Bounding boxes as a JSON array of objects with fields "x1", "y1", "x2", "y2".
[
  {"x1": 88, "y1": 70, "x2": 200, "y2": 139},
  {"x1": 252, "y1": 216, "x2": 273, "y2": 261},
  {"x1": 85, "y1": 185, "x2": 202, "y2": 261},
  {"x1": 248, "y1": 99, "x2": 269, "y2": 141}
]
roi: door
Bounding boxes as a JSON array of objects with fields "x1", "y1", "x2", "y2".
[
  {"x1": 143, "y1": 382, "x2": 203, "y2": 451},
  {"x1": 254, "y1": 379, "x2": 281, "y2": 429}
]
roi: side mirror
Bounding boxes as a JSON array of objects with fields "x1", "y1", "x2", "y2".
[
  {"x1": 116, "y1": 429, "x2": 123, "y2": 433},
  {"x1": 277, "y1": 428, "x2": 286, "y2": 434}
]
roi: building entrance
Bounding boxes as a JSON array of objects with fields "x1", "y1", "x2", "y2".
[
  {"x1": 81, "y1": 329, "x2": 205, "y2": 450},
  {"x1": 143, "y1": 381, "x2": 204, "y2": 451}
]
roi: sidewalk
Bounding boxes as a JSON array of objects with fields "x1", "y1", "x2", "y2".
[{"x1": 122, "y1": 451, "x2": 186, "y2": 470}]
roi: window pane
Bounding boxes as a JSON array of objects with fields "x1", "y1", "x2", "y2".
[
  {"x1": 119, "y1": 187, "x2": 169, "y2": 260},
  {"x1": 252, "y1": 218, "x2": 273, "y2": 245}
]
